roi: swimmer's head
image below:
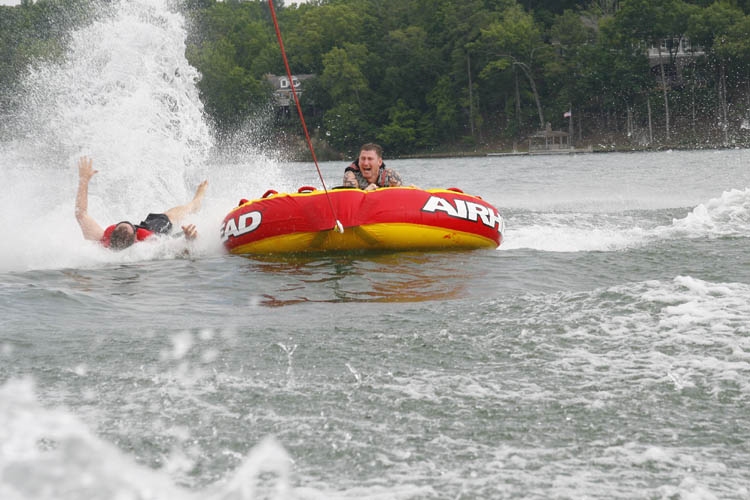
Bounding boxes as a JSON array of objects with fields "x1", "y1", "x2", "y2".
[{"x1": 110, "y1": 222, "x2": 137, "y2": 250}]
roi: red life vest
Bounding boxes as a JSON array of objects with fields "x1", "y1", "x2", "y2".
[{"x1": 100, "y1": 224, "x2": 154, "y2": 248}]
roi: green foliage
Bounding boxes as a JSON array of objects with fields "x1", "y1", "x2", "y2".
[
  {"x1": 687, "y1": 1, "x2": 745, "y2": 51},
  {"x1": 481, "y1": 3, "x2": 543, "y2": 57},
  {"x1": 320, "y1": 43, "x2": 370, "y2": 104},
  {"x1": 720, "y1": 13, "x2": 750, "y2": 61},
  {"x1": 323, "y1": 101, "x2": 374, "y2": 154},
  {"x1": 477, "y1": 4, "x2": 548, "y2": 129},
  {"x1": 377, "y1": 99, "x2": 419, "y2": 154},
  {"x1": 6, "y1": 0, "x2": 750, "y2": 152},
  {"x1": 380, "y1": 26, "x2": 442, "y2": 111},
  {"x1": 427, "y1": 75, "x2": 463, "y2": 141},
  {"x1": 184, "y1": 0, "x2": 275, "y2": 128},
  {"x1": 284, "y1": 3, "x2": 370, "y2": 73},
  {"x1": 187, "y1": 38, "x2": 270, "y2": 129},
  {"x1": 0, "y1": 0, "x2": 92, "y2": 117}
]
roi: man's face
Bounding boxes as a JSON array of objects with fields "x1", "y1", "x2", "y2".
[{"x1": 358, "y1": 149, "x2": 382, "y2": 184}]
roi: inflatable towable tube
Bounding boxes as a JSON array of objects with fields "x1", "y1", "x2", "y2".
[{"x1": 220, "y1": 187, "x2": 504, "y2": 255}]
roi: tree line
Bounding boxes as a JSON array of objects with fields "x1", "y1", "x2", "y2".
[
  {"x1": 0, "y1": 0, "x2": 89, "y2": 124},
  {"x1": 4, "y1": 0, "x2": 750, "y2": 156}
]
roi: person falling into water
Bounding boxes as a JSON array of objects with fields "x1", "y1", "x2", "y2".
[
  {"x1": 74, "y1": 156, "x2": 208, "y2": 250},
  {"x1": 342, "y1": 143, "x2": 403, "y2": 191}
]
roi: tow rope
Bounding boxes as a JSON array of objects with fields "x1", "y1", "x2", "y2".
[{"x1": 267, "y1": 1, "x2": 344, "y2": 234}]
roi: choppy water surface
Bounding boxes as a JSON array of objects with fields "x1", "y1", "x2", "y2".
[{"x1": 2, "y1": 1, "x2": 750, "y2": 499}]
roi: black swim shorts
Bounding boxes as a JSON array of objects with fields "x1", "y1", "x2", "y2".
[{"x1": 137, "y1": 213, "x2": 173, "y2": 235}]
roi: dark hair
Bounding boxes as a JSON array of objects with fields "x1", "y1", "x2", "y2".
[
  {"x1": 110, "y1": 222, "x2": 137, "y2": 250},
  {"x1": 360, "y1": 143, "x2": 383, "y2": 158}
]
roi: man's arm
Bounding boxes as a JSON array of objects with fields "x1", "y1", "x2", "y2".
[
  {"x1": 343, "y1": 171, "x2": 358, "y2": 188},
  {"x1": 386, "y1": 168, "x2": 403, "y2": 187},
  {"x1": 75, "y1": 156, "x2": 105, "y2": 241}
]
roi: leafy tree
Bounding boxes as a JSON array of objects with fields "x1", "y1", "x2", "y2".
[
  {"x1": 438, "y1": 0, "x2": 500, "y2": 140},
  {"x1": 319, "y1": 43, "x2": 370, "y2": 106},
  {"x1": 614, "y1": 0, "x2": 696, "y2": 141},
  {"x1": 518, "y1": 0, "x2": 591, "y2": 27},
  {"x1": 186, "y1": 0, "x2": 277, "y2": 78},
  {"x1": 377, "y1": 99, "x2": 419, "y2": 154},
  {"x1": 479, "y1": 3, "x2": 547, "y2": 129},
  {"x1": 323, "y1": 101, "x2": 373, "y2": 154},
  {"x1": 380, "y1": 26, "x2": 442, "y2": 113},
  {"x1": 187, "y1": 38, "x2": 269, "y2": 128},
  {"x1": 284, "y1": 3, "x2": 369, "y2": 73},
  {"x1": 545, "y1": 9, "x2": 597, "y2": 137},
  {"x1": 687, "y1": 1, "x2": 746, "y2": 143},
  {"x1": 588, "y1": 19, "x2": 652, "y2": 140},
  {"x1": 427, "y1": 75, "x2": 463, "y2": 141}
]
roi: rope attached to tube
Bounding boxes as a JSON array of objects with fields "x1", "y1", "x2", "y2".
[{"x1": 267, "y1": 0, "x2": 343, "y2": 233}]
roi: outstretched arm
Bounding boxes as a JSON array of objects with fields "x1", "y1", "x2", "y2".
[{"x1": 75, "y1": 156, "x2": 105, "y2": 241}]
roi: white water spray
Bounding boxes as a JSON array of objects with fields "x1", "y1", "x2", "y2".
[
  {"x1": 0, "y1": 0, "x2": 217, "y2": 271},
  {"x1": 0, "y1": 0, "x2": 318, "y2": 272},
  {"x1": 16, "y1": 0, "x2": 211, "y2": 185}
]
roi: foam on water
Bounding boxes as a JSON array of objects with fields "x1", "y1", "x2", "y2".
[
  {"x1": 474, "y1": 275, "x2": 750, "y2": 397},
  {"x1": 502, "y1": 187, "x2": 750, "y2": 252},
  {"x1": 668, "y1": 187, "x2": 750, "y2": 237},
  {"x1": 0, "y1": 375, "x2": 438, "y2": 500},
  {"x1": 410, "y1": 275, "x2": 750, "y2": 498},
  {"x1": 501, "y1": 212, "x2": 649, "y2": 252},
  {"x1": 3, "y1": 272, "x2": 746, "y2": 497},
  {"x1": 0, "y1": 379, "x2": 297, "y2": 500}
]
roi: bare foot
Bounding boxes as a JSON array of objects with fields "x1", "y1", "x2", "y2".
[{"x1": 190, "y1": 180, "x2": 208, "y2": 213}]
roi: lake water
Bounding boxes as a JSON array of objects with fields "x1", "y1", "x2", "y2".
[{"x1": 2, "y1": 1, "x2": 750, "y2": 499}]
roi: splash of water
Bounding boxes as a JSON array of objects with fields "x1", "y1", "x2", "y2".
[
  {"x1": 0, "y1": 379, "x2": 294, "y2": 500},
  {"x1": 0, "y1": 0, "x2": 218, "y2": 271},
  {"x1": 17, "y1": 0, "x2": 211, "y2": 178},
  {"x1": 669, "y1": 187, "x2": 750, "y2": 237},
  {"x1": 502, "y1": 187, "x2": 750, "y2": 252},
  {"x1": 0, "y1": 0, "x2": 320, "y2": 272}
]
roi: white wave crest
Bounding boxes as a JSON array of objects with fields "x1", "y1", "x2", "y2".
[
  {"x1": 500, "y1": 212, "x2": 651, "y2": 252},
  {"x1": 669, "y1": 187, "x2": 750, "y2": 237},
  {"x1": 502, "y1": 187, "x2": 750, "y2": 252}
]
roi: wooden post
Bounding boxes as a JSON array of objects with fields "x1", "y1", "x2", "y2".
[
  {"x1": 467, "y1": 52, "x2": 474, "y2": 139},
  {"x1": 647, "y1": 94, "x2": 653, "y2": 144},
  {"x1": 568, "y1": 105, "x2": 573, "y2": 147}
]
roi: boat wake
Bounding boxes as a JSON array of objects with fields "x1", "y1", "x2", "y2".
[
  {"x1": 0, "y1": 378, "x2": 293, "y2": 500},
  {"x1": 501, "y1": 187, "x2": 750, "y2": 252},
  {"x1": 668, "y1": 187, "x2": 750, "y2": 237}
]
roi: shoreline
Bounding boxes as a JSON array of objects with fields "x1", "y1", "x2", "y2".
[{"x1": 393, "y1": 143, "x2": 750, "y2": 160}]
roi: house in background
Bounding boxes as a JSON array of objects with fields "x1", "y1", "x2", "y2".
[
  {"x1": 647, "y1": 37, "x2": 704, "y2": 68},
  {"x1": 647, "y1": 37, "x2": 705, "y2": 86},
  {"x1": 265, "y1": 74, "x2": 315, "y2": 108}
]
